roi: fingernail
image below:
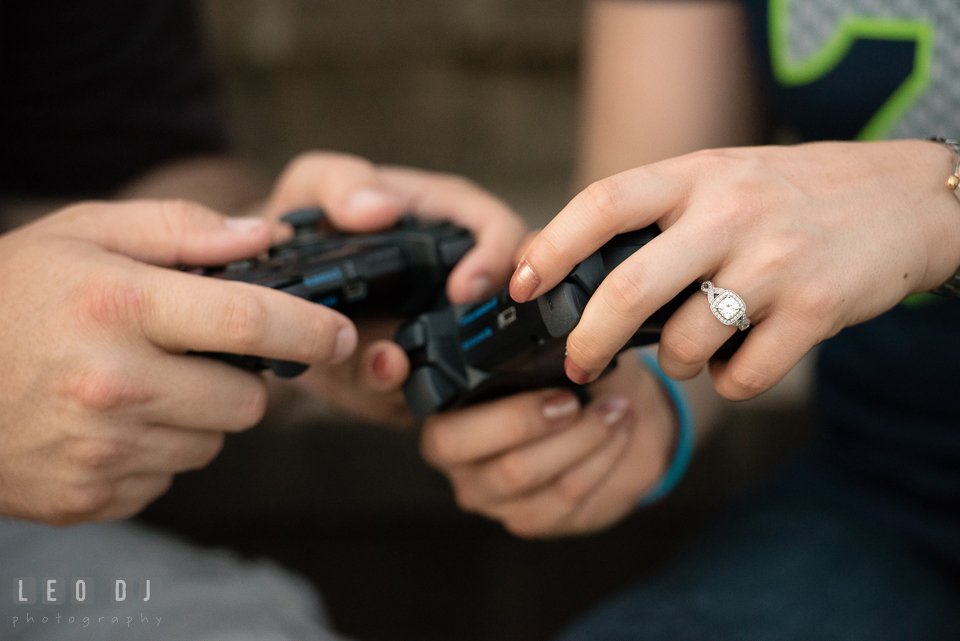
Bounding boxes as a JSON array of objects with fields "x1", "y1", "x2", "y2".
[
  {"x1": 595, "y1": 395, "x2": 630, "y2": 426},
  {"x1": 345, "y1": 189, "x2": 394, "y2": 214},
  {"x1": 510, "y1": 261, "x2": 540, "y2": 302},
  {"x1": 468, "y1": 274, "x2": 494, "y2": 301},
  {"x1": 564, "y1": 357, "x2": 592, "y2": 385},
  {"x1": 371, "y1": 349, "x2": 391, "y2": 382},
  {"x1": 224, "y1": 217, "x2": 268, "y2": 234},
  {"x1": 541, "y1": 391, "x2": 580, "y2": 421},
  {"x1": 333, "y1": 326, "x2": 358, "y2": 363}
]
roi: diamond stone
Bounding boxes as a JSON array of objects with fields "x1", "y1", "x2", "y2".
[{"x1": 714, "y1": 293, "x2": 743, "y2": 321}]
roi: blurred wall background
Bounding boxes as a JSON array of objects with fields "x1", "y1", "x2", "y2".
[{"x1": 200, "y1": 0, "x2": 583, "y2": 226}]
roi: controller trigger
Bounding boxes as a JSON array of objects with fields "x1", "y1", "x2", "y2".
[{"x1": 281, "y1": 207, "x2": 327, "y2": 233}]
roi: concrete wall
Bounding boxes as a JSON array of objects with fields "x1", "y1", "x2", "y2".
[{"x1": 199, "y1": 0, "x2": 585, "y2": 225}]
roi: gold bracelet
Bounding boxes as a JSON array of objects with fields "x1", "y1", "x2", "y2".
[
  {"x1": 929, "y1": 136, "x2": 960, "y2": 189},
  {"x1": 928, "y1": 138, "x2": 960, "y2": 296}
]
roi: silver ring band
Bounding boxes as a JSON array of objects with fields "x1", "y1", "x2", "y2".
[{"x1": 701, "y1": 281, "x2": 750, "y2": 331}]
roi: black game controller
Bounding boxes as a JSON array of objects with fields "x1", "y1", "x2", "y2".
[
  {"x1": 397, "y1": 225, "x2": 746, "y2": 420},
  {"x1": 189, "y1": 207, "x2": 474, "y2": 377}
]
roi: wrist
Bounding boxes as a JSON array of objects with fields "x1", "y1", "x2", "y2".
[
  {"x1": 637, "y1": 350, "x2": 695, "y2": 506},
  {"x1": 926, "y1": 138, "x2": 960, "y2": 297}
]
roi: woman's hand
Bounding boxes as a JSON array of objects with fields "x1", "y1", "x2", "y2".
[
  {"x1": 420, "y1": 353, "x2": 677, "y2": 538},
  {"x1": 510, "y1": 140, "x2": 960, "y2": 400},
  {"x1": 263, "y1": 151, "x2": 529, "y2": 425}
]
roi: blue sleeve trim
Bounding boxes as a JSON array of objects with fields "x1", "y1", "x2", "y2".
[{"x1": 637, "y1": 351, "x2": 696, "y2": 506}]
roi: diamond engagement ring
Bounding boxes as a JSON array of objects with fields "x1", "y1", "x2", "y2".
[{"x1": 701, "y1": 281, "x2": 750, "y2": 330}]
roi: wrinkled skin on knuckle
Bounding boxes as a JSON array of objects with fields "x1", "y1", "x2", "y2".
[
  {"x1": 293, "y1": 311, "x2": 342, "y2": 364},
  {"x1": 659, "y1": 327, "x2": 707, "y2": 371},
  {"x1": 601, "y1": 267, "x2": 652, "y2": 323},
  {"x1": 566, "y1": 329, "x2": 610, "y2": 373},
  {"x1": 60, "y1": 366, "x2": 151, "y2": 412},
  {"x1": 74, "y1": 275, "x2": 144, "y2": 329},
  {"x1": 218, "y1": 292, "x2": 269, "y2": 354},
  {"x1": 156, "y1": 199, "x2": 207, "y2": 247},
  {"x1": 68, "y1": 437, "x2": 132, "y2": 472},
  {"x1": 580, "y1": 176, "x2": 628, "y2": 228},
  {"x1": 721, "y1": 362, "x2": 772, "y2": 400}
]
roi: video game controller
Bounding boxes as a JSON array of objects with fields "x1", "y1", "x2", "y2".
[
  {"x1": 396, "y1": 225, "x2": 746, "y2": 420},
  {"x1": 188, "y1": 207, "x2": 474, "y2": 377}
]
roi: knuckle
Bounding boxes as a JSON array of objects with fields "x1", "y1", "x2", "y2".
[
  {"x1": 56, "y1": 482, "x2": 114, "y2": 520},
  {"x1": 601, "y1": 266, "x2": 651, "y2": 320},
  {"x1": 565, "y1": 330, "x2": 607, "y2": 372},
  {"x1": 659, "y1": 328, "x2": 707, "y2": 370},
  {"x1": 494, "y1": 453, "x2": 537, "y2": 493},
  {"x1": 156, "y1": 199, "x2": 206, "y2": 245},
  {"x1": 54, "y1": 201, "x2": 107, "y2": 231},
  {"x1": 60, "y1": 366, "x2": 149, "y2": 412},
  {"x1": 498, "y1": 410, "x2": 548, "y2": 448},
  {"x1": 724, "y1": 363, "x2": 772, "y2": 399},
  {"x1": 790, "y1": 285, "x2": 839, "y2": 333},
  {"x1": 712, "y1": 193, "x2": 765, "y2": 230},
  {"x1": 70, "y1": 438, "x2": 131, "y2": 471},
  {"x1": 580, "y1": 176, "x2": 627, "y2": 223},
  {"x1": 295, "y1": 311, "x2": 342, "y2": 363},
  {"x1": 75, "y1": 276, "x2": 144, "y2": 327},
  {"x1": 232, "y1": 383, "x2": 269, "y2": 430},
  {"x1": 218, "y1": 292, "x2": 269, "y2": 353},
  {"x1": 554, "y1": 474, "x2": 591, "y2": 506}
]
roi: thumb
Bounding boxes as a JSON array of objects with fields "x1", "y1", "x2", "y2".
[{"x1": 49, "y1": 199, "x2": 273, "y2": 266}]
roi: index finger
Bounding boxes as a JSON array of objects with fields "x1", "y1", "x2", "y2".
[
  {"x1": 136, "y1": 265, "x2": 359, "y2": 366},
  {"x1": 510, "y1": 160, "x2": 692, "y2": 303},
  {"x1": 421, "y1": 389, "x2": 582, "y2": 468}
]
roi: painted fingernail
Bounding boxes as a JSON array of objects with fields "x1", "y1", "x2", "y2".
[
  {"x1": 371, "y1": 349, "x2": 391, "y2": 382},
  {"x1": 595, "y1": 395, "x2": 630, "y2": 426},
  {"x1": 224, "y1": 217, "x2": 268, "y2": 234},
  {"x1": 542, "y1": 391, "x2": 580, "y2": 421},
  {"x1": 510, "y1": 261, "x2": 540, "y2": 302},
  {"x1": 345, "y1": 189, "x2": 395, "y2": 214},
  {"x1": 332, "y1": 326, "x2": 358, "y2": 363},
  {"x1": 468, "y1": 274, "x2": 494, "y2": 301},
  {"x1": 564, "y1": 357, "x2": 592, "y2": 385}
]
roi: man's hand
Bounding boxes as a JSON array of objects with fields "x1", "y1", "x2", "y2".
[
  {"x1": 263, "y1": 152, "x2": 529, "y2": 425},
  {"x1": 419, "y1": 353, "x2": 677, "y2": 538},
  {"x1": 0, "y1": 200, "x2": 358, "y2": 525}
]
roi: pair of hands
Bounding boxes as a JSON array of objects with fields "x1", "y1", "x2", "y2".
[
  {"x1": 417, "y1": 139, "x2": 960, "y2": 538},
  {"x1": 0, "y1": 152, "x2": 531, "y2": 525}
]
